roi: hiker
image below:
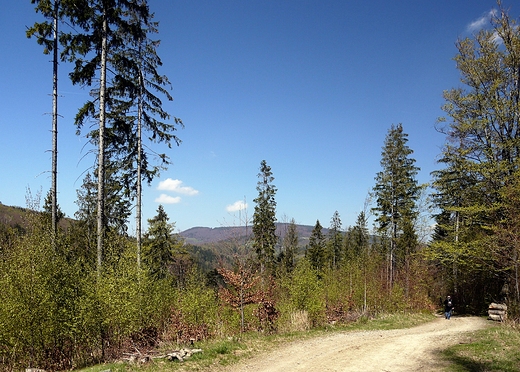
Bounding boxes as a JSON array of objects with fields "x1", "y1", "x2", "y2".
[{"x1": 444, "y1": 295, "x2": 454, "y2": 319}]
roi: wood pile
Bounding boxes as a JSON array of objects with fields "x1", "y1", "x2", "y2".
[
  {"x1": 123, "y1": 347, "x2": 203, "y2": 364},
  {"x1": 488, "y1": 303, "x2": 507, "y2": 321}
]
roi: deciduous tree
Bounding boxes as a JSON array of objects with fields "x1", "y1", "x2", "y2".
[{"x1": 429, "y1": 5, "x2": 520, "y2": 307}]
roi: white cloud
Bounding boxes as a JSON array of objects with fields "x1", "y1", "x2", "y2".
[
  {"x1": 467, "y1": 9, "x2": 497, "y2": 33},
  {"x1": 155, "y1": 194, "x2": 181, "y2": 204},
  {"x1": 226, "y1": 200, "x2": 248, "y2": 212},
  {"x1": 157, "y1": 178, "x2": 199, "y2": 196}
]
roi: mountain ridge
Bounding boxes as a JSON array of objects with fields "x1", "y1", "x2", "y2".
[{"x1": 180, "y1": 223, "x2": 327, "y2": 245}]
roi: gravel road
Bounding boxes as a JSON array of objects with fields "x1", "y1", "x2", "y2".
[{"x1": 219, "y1": 316, "x2": 489, "y2": 372}]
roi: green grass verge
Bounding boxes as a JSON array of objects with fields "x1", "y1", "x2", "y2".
[{"x1": 442, "y1": 323, "x2": 520, "y2": 372}]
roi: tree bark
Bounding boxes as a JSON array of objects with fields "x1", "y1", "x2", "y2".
[
  {"x1": 97, "y1": 14, "x2": 108, "y2": 276},
  {"x1": 51, "y1": 0, "x2": 59, "y2": 240},
  {"x1": 136, "y1": 64, "x2": 143, "y2": 269}
]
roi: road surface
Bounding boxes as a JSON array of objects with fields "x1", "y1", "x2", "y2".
[{"x1": 219, "y1": 316, "x2": 489, "y2": 372}]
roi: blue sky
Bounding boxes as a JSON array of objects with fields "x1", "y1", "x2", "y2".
[{"x1": 0, "y1": 1, "x2": 511, "y2": 233}]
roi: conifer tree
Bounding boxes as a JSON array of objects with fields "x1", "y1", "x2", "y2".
[
  {"x1": 372, "y1": 123, "x2": 420, "y2": 289},
  {"x1": 307, "y1": 220, "x2": 325, "y2": 273},
  {"x1": 42, "y1": 189, "x2": 65, "y2": 227},
  {"x1": 280, "y1": 218, "x2": 298, "y2": 273},
  {"x1": 252, "y1": 160, "x2": 277, "y2": 274},
  {"x1": 107, "y1": 1, "x2": 183, "y2": 267},
  {"x1": 327, "y1": 211, "x2": 343, "y2": 269},
  {"x1": 143, "y1": 204, "x2": 180, "y2": 280},
  {"x1": 67, "y1": 0, "x2": 153, "y2": 273},
  {"x1": 352, "y1": 211, "x2": 369, "y2": 256}
]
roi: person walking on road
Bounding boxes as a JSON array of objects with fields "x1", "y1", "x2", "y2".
[{"x1": 444, "y1": 295, "x2": 454, "y2": 319}]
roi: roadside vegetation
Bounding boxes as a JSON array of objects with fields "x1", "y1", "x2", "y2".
[
  {"x1": 442, "y1": 322, "x2": 520, "y2": 372},
  {"x1": 75, "y1": 312, "x2": 436, "y2": 372}
]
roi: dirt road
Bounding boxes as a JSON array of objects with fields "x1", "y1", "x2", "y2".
[{"x1": 220, "y1": 316, "x2": 489, "y2": 372}]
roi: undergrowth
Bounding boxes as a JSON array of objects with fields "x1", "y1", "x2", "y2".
[{"x1": 77, "y1": 311, "x2": 436, "y2": 372}]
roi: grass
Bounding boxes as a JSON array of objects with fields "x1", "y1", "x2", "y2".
[
  {"x1": 442, "y1": 322, "x2": 520, "y2": 372},
  {"x1": 76, "y1": 311, "x2": 436, "y2": 372}
]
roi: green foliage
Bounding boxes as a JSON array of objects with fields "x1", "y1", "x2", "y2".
[
  {"x1": 0, "y1": 214, "x2": 83, "y2": 370},
  {"x1": 143, "y1": 205, "x2": 184, "y2": 281},
  {"x1": 287, "y1": 259, "x2": 326, "y2": 326},
  {"x1": 306, "y1": 220, "x2": 325, "y2": 273},
  {"x1": 176, "y1": 269, "x2": 219, "y2": 332},
  {"x1": 430, "y1": 6, "x2": 520, "y2": 308},
  {"x1": 372, "y1": 123, "x2": 420, "y2": 288},
  {"x1": 327, "y1": 211, "x2": 343, "y2": 269},
  {"x1": 42, "y1": 189, "x2": 65, "y2": 225},
  {"x1": 252, "y1": 160, "x2": 278, "y2": 274}
]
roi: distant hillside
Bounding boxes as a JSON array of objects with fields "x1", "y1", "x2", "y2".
[
  {"x1": 180, "y1": 223, "x2": 327, "y2": 245},
  {"x1": 0, "y1": 203, "x2": 33, "y2": 229},
  {"x1": 0, "y1": 203, "x2": 71, "y2": 231},
  {"x1": 0, "y1": 202, "x2": 327, "y2": 247}
]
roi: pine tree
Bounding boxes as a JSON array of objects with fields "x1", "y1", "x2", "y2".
[
  {"x1": 75, "y1": 169, "x2": 131, "y2": 228},
  {"x1": 372, "y1": 123, "x2": 420, "y2": 289},
  {"x1": 252, "y1": 160, "x2": 277, "y2": 275}
]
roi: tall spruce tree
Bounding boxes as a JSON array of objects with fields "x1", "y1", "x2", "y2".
[
  {"x1": 111, "y1": 2, "x2": 183, "y2": 268},
  {"x1": 327, "y1": 211, "x2": 343, "y2": 269},
  {"x1": 67, "y1": 0, "x2": 151, "y2": 274},
  {"x1": 73, "y1": 169, "x2": 132, "y2": 262},
  {"x1": 372, "y1": 123, "x2": 420, "y2": 289},
  {"x1": 143, "y1": 204, "x2": 184, "y2": 281},
  {"x1": 352, "y1": 211, "x2": 369, "y2": 256},
  {"x1": 252, "y1": 160, "x2": 277, "y2": 275},
  {"x1": 307, "y1": 219, "x2": 325, "y2": 273}
]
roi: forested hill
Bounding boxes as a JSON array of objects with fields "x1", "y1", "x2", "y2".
[
  {"x1": 0, "y1": 203, "x2": 325, "y2": 244},
  {"x1": 180, "y1": 223, "x2": 328, "y2": 245},
  {"x1": 0, "y1": 203, "x2": 72, "y2": 232},
  {"x1": 0, "y1": 203, "x2": 28, "y2": 229}
]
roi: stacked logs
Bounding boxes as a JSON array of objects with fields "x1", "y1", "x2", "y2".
[{"x1": 488, "y1": 303, "x2": 507, "y2": 322}]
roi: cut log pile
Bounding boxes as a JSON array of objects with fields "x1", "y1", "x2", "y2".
[
  {"x1": 488, "y1": 303, "x2": 507, "y2": 322},
  {"x1": 123, "y1": 347, "x2": 203, "y2": 364}
]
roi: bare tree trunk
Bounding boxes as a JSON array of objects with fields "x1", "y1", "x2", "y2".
[
  {"x1": 97, "y1": 15, "x2": 108, "y2": 276},
  {"x1": 453, "y1": 211, "x2": 459, "y2": 295},
  {"x1": 51, "y1": 0, "x2": 59, "y2": 240},
  {"x1": 136, "y1": 66, "x2": 143, "y2": 269},
  {"x1": 514, "y1": 245, "x2": 519, "y2": 303}
]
